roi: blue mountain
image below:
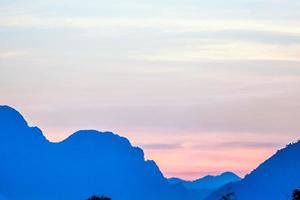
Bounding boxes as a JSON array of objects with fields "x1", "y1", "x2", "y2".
[
  {"x1": 168, "y1": 172, "x2": 241, "y2": 199},
  {"x1": 168, "y1": 172, "x2": 241, "y2": 190},
  {"x1": 0, "y1": 194, "x2": 6, "y2": 200},
  {"x1": 1, "y1": 105, "x2": 299, "y2": 200},
  {"x1": 205, "y1": 141, "x2": 300, "y2": 200},
  {"x1": 0, "y1": 105, "x2": 195, "y2": 200}
]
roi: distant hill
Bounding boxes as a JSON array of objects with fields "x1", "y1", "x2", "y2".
[
  {"x1": 206, "y1": 141, "x2": 300, "y2": 200},
  {"x1": 0, "y1": 105, "x2": 196, "y2": 200},
  {"x1": 168, "y1": 172, "x2": 241, "y2": 190},
  {"x1": 168, "y1": 172, "x2": 241, "y2": 199}
]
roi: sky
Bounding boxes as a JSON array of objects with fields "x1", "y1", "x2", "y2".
[{"x1": 1, "y1": 0, "x2": 300, "y2": 180}]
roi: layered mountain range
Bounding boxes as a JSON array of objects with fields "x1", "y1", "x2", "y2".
[
  {"x1": 0, "y1": 105, "x2": 299, "y2": 200},
  {"x1": 168, "y1": 172, "x2": 241, "y2": 199}
]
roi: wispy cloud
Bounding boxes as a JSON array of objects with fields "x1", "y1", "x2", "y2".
[
  {"x1": 139, "y1": 142, "x2": 182, "y2": 150},
  {"x1": 0, "y1": 51, "x2": 31, "y2": 59},
  {"x1": 134, "y1": 42, "x2": 300, "y2": 62},
  {"x1": 218, "y1": 141, "x2": 283, "y2": 149},
  {"x1": 192, "y1": 141, "x2": 283, "y2": 150},
  {"x1": 2, "y1": 14, "x2": 300, "y2": 62},
  {"x1": 1, "y1": 16, "x2": 300, "y2": 33}
]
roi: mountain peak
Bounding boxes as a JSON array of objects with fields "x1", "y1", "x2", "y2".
[
  {"x1": 219, "y1": 171, "x2": 241, "y2": 179},
  {"x1": 0, "y1": 105, "x2": 28, "y2": 129},
  {"x1": 168, "y1": 171, "x2": 241, "y2": 191},
  {"x1": 220, "y1": 171, "x2": 236, "y2": 176},
  {"x1": 194, "y1": 172, "x2": 240, "y2": 182},
  {"x1": 206, "y1": 140, "x2": 300, "y2": 200},
  {"x1": 0, "y1": 106, "x2": 190, "y2": 200},
  {"x1": 60, "y1": 130, "x2": 146, "y2": 160},
  {"x1": 64, "y1": 130, "x2": 131, "y2": 146}
]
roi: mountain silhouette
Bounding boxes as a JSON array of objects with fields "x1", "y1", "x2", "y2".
[
  {"x1": 168, "y1": 172, "x2": 241, "y2": 199},
  {"x1": 0, "y1": 105, "x2": 195, "y2": 200},
  {"x1": 205, "y1": 141, "x2": 300, "y2": 200},
  {"x1": 1, "y1": 105, "x2": 299, "y2": 200},
  {"x1": 168, "y1": 172, "x2": 241, "y2": 190},
  {"x1": 0, "y1": 194, "x2": 7, "y2": 200}
]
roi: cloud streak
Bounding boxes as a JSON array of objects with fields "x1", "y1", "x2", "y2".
[
  {"x1": 1, "y1": 16, "x2": 300, "y2": 33},
  {"x1": 139, "y1": 142, "x2": 183, "y2": 150},
  {"x1": 218, "y1": 141, "x2": 283, "y2": 149}
]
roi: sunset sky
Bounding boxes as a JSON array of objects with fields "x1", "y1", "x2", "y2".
[{"x1": 1, "y1": 0, "x2": 300, "y2": 180}]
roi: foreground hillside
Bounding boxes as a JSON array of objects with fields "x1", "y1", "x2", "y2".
[
  {"x1": 0, "y1": 106, "x2": 196, "y2": 200},
  {"x1": 206, "y1": 140, "x2": 300, "y2": 200}
]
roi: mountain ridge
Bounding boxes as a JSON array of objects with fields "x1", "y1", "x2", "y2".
[
  {"x1": 205, "y1": 140, "x2": 300, "y2": 200},
  {"x1": 168, "y1": 171, "x2": 241, "y2": 190},
  {"x1": 168, "y1": 171, "x2": 241, "y2": 199},
  {"x1": 1, "y1": 105, "x2": 299, "y2": 200},
  {"x1": 0, "y1": 105, "x2": 193, "y2": 200}
]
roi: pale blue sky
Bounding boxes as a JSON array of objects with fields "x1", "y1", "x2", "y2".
[{"x1": 1, "y1": 0, "x2": 300, "y2": 179}]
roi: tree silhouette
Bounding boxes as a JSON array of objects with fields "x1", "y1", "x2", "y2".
[
  {"x1": 87, "y1": 195, "x2": 111, "y2": 200},
  {"x1": 292, "y1": 189, "x2": 300, "y2": 200},
  {"x1": 220, "y1": 192, "x2": 236, "y2": 200}
]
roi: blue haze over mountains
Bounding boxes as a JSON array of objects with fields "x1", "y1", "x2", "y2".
[{"x1": 0, "y1": 105, "x2": 299, "y2": 200}]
